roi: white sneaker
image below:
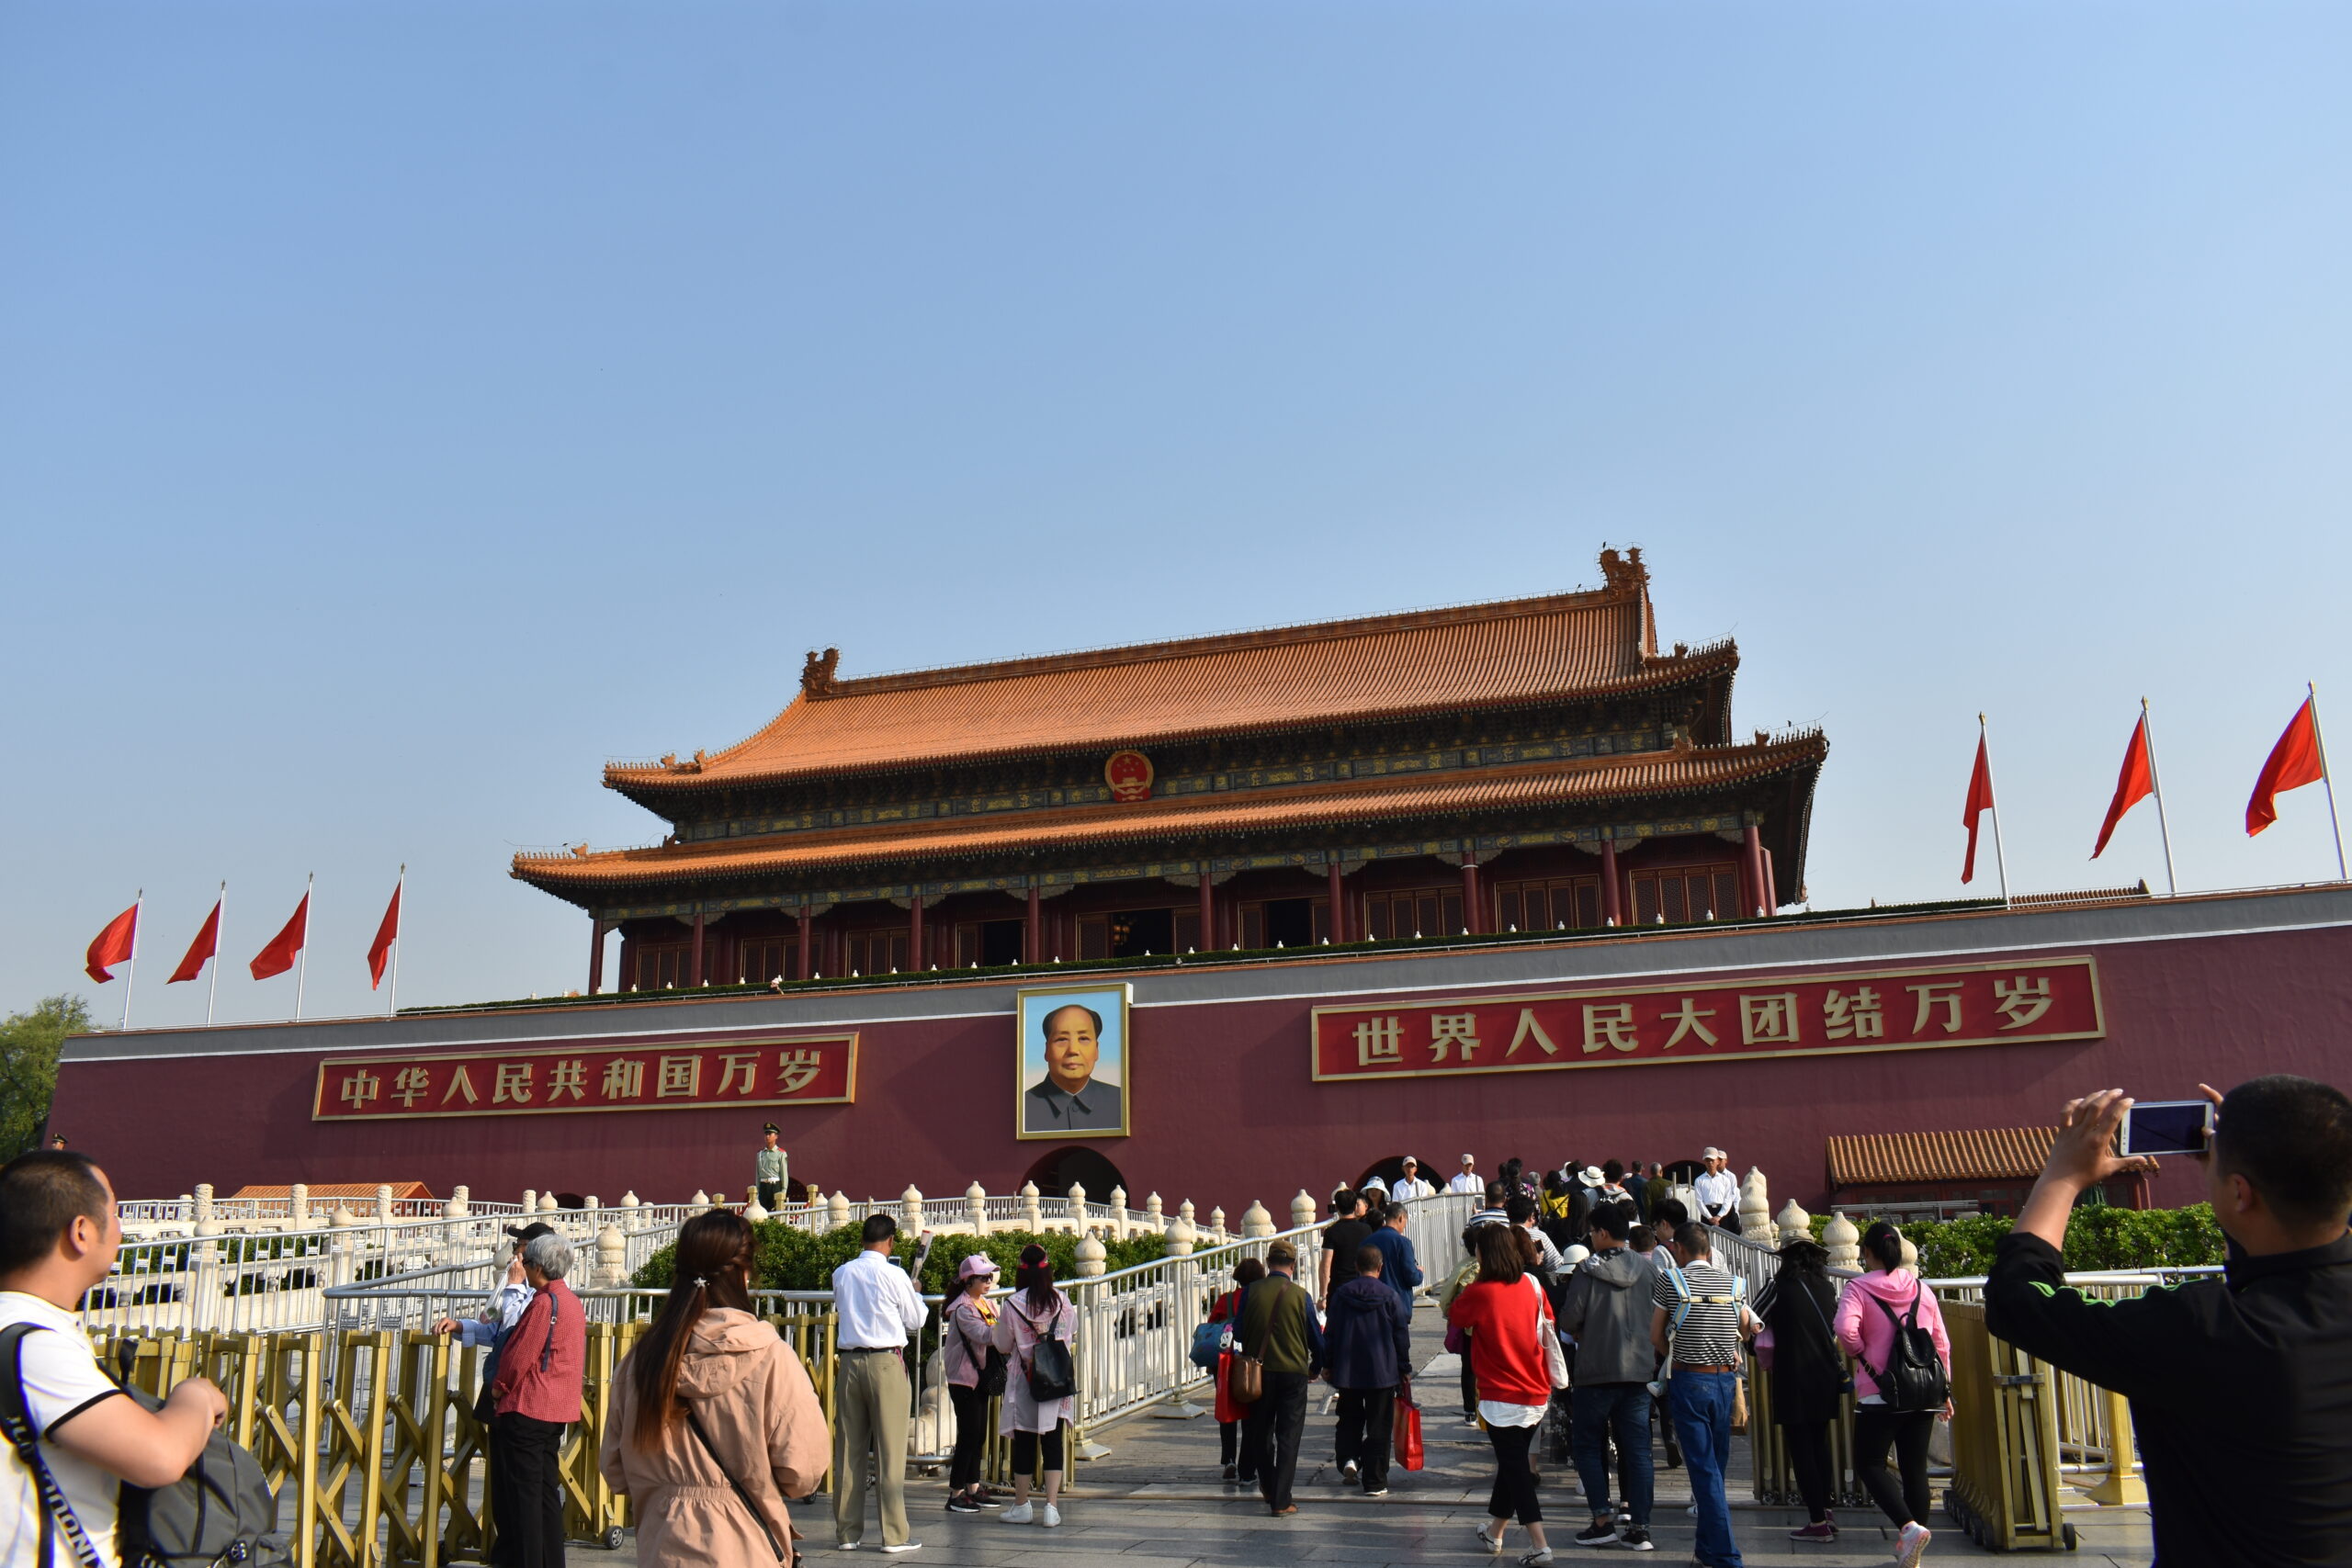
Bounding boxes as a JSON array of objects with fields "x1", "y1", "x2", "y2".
[
  {"x1": 1895, "y1": 1521, "x2": 1933, "y2": 1568},
  {"x1": 1041, "y1": 1505, "x2": 1061, "y2": 1529},
  {"x1": 878, "y1": 1545, "x2": 922, "y2": 1556},
  {"x1": 1000, "y1": 1504, "x2": 1034, "y2": 1525}
]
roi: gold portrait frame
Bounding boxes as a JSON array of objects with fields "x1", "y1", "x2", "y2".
[{"x1": 1014, "y1": 981, "x2": 1133, "y2": 1140}]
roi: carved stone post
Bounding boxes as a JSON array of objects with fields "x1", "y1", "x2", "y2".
[
  {"x1": 1241, "y1": 1201, "x2": 1274, "y2": 1239},
  {"x1": 1107, "y1": 1187, "x2": 1129, "y2": 1241},
  {"x1": 1075, "y1": 1231, "x2": 1106, "y2": 1277},
  {"x1": 448, "y1": 1185, "x2": 470, "y2": 1218},
  {"x1": 596, "y1": 1223, "x2": 628, "y2": 1286},
  {"x1": 522, "y1": 1189, "x2": 537, "y2": 1215},
  {"x1": 1738, "y1": 1168, "x2": 1773, "y2": 1246},
  {"x1": 901, "y1": 1185, "x2": 925, "y2": 1233},
  {"x1": 1775, "y1": 1200, "x2": 1813, "y2": 1245},
  {"x1": 288, "y1": 1183, "x2": 311, "y2": 1230},
  {"x1": 829, "y1": 1190, "x2": 852, "y2": 1230},
  {"x1": 194, "y1": 1183, "x2": 215, "y2": 1228},
  {"x1": 1066, "y1": 1181, "x2": 1088, "y2": 1234},
  {"x1": 967, "y1": 1181, "x2": 989, "y2": 1235},
  {"x1": 1166, "y1": 1217, "x2": 1195, "y2": 1258},
  {"x1": 691, "y1": 1190, "x2": 710, "y2": 1208},
  {"x1": 1145, "y1": 1192, "x2": 1164, "y2": 1235},
  {"x1": 1209, "y1": 1206, "x2": 1227, "y2": 1241},
  {"x1": 1823, "y1": 1212, "x2": 1861, "y2": 1271},
  {"x1": 1289, "y1": 1190, "x2": 1317, "y2": 1231},
  {"x1": 744, "y1": 1187, "x2": 769, "y2": 1223},
  {"x1": 1022, "y1": 1182, "x2": 1044, "y2": 1234},
  {"x1": 539, "y1": 1191, "x2": 560, "y2": 1213}
]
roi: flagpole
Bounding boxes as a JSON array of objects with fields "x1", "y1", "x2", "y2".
[
  {"x1": 207, "y1": 882, "x2": 225, "y2": 1027},
  {"x1": 294, "y1": 873, "x2": 313, "y2": 1022},
  {"x1": 121, "y1": 890, "x2": 143, "y2": 1032},
  {"x1": 389, "y1": 864, "x2": 404, "y2": 1017},
  {"x1": 2142, "y1": 698, "x2": 2179, "y2": 896},
  {"x1": 1978, "y1": 715, "x2": 2012, "y2": 908},
  {"x1": 2304, "y1": 682, "x2": 2342, "y2": 884}
]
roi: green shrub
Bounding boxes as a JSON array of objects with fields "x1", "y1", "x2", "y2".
[
  {"x1": 629, "y1": 1222, "x2": 1168, "y2": 1295},
  {"x1": 1804, "y1": 1204, "x2": 2225, "y2": 1278}
]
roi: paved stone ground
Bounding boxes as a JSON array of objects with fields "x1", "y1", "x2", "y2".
[{"x1": 611, "y1": 1309, "x2": 2156, "y2": 1567}]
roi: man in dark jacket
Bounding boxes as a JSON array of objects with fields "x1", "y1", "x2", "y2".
[
  {"x1": 1364, "y1": 1201, "x2": 1422, "y2": 1312},
  {"x1": 1323, "y1": 1245, "x2": 1414, "y2": 1495},
  {"x1": 1558, "y1": 1202, "x2": 1658, "y2": 1551},
  {"x1": 1239, "y1": 1239, "x2": 1325, "y2": 1517},
  {"x1": 1984, "y1": 1077, "x2": 2352, "y2": 1568}
]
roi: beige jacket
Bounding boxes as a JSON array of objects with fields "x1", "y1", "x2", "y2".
[{"x1": 599, "y1": 1308, "x2": 829, "y2": 1566}]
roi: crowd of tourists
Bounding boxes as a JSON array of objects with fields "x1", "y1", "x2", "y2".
[{"x1": 3, "y1": 1073, "x2": 2346, "y2": 1566}]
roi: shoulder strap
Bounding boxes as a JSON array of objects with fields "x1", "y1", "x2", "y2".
[
  {"x1": 683, "y1": 1401, "x2": 788, "y2": 1565},
  {"x1": 539, "y1": 1287, "x2": 561, "y2": 1372},
  {"x1": 0, "y1": 1325, "x2": 107, "y2": 1568}
]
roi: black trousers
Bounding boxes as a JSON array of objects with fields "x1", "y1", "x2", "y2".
[
  {"x1": 1460, "y1": 1336, "x2": 1479, "y2": 1415},
  {"x1": 1242, "y1": 1371, "x2": 1309, "y2": 1510},
  {"x1": 1218, "y1": 1418, "x2": 1257, "y2": 1477},
  {"x1": 1486, "y1": 1419, "x2": 1543, "y2": 1525},
  {"x1": 1852, "y1": 1407, "x2": 1934, "y2": 1528},
  {"x1": 947, "y1": 1383, "x2": 989, "y2": 1492},
  {"x1": 757, "y1": 1180, "x2": 785, "y2": 1209},
  {"x1": 492, "y1": 1412, "x2": 566, "y2": 1568},
  {"x1": 1782, "y1": 1418, "x2": 1834, "y2": 1522},
  {"x1": 1010, "y1": 1425, "x2": 1065, "y2": 1472},
  {"x1": 1334, "y1": 1387, "x2": 1396, "y2": 1491}
]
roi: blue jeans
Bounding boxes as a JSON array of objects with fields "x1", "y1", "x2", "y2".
[
  {"x1": 1669, "y1": 1371, "x2": 1743, "y2": 1568},
  {"x1": 1570, "y1": 1383, "x2": 1654, "y2": 1528}
]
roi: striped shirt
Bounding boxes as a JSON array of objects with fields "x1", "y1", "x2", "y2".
[{"x1": 1653, "y1": 1258, "x2": 1745, "y2": 1368}]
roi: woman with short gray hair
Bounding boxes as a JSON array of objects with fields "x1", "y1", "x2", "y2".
[{"x1": 492, "y1": 1226, "x2": 587, "y2": 1566}]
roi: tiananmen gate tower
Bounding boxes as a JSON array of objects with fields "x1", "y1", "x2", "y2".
[{"x1": 52, "y1": 548, "x2": 2352, "y2": 1214}]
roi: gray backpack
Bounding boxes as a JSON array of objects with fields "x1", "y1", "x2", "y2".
[{"x1": 1, "y1": 1325, "x2": 288, "y2": 1568}]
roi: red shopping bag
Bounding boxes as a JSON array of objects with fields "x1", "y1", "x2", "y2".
[{"x1": 1394, "y1": 1377, "x2": 1425, "y2": 1472}]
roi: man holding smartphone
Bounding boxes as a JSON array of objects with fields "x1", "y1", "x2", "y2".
[{"x1": 1985, "y1": 1076, "x2": 2352, "y2": 1568}]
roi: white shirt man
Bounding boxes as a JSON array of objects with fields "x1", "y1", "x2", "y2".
[
  {"x1": 832, "y1": 1236, "x2": 927, "y2": 1349},
  {"x1": 1692, "y1": 1151, "x2": 1739, "y2": 1226},
  {"x1": 2, "y1": 1155, "x2": 227, "y2": 1568},
  {"x1": 1446, "y1": 1156, "x2": 1484, "y2": 1196},
  {"x1": 1391, "y1": 1159, "x2": 1437, "y2": 1201}
]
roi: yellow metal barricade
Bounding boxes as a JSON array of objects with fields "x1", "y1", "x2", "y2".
[
  {"x1": 1940, "y1": 1300, "x2": 2076, "y2": 1551},
  {"x1": 1743, "y1": 1354, "x2": 1865, "y2": 1509}
]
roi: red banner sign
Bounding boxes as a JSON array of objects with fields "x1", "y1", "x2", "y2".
[
  {"x1": 1311, "y1": 958, "x2": 2101, "y2": 1081},
  {"x1": 312, "y1": 1033, "x2": 858, "y2": 1121}
]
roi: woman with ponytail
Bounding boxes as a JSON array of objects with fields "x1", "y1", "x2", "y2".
[
  {"x1": 1833, "y1": 1221, "x2": 1952, "y2": 1568},
  {"x1": 599, "y1": 1212, "x2": 828, "y2": 1565},
  {"x1": 989, "y1": 1243, "x2": 1077, "y2": 1528}
]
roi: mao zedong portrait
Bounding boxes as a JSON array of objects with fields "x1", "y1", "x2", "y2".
[{"x1": 1022, "y1": 1001, "x2": 1125, "y2": 1134}]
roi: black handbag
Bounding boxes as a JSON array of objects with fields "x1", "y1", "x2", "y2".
[{"x1": 954, "y1": 1311, "x2": 1008, "y2": 1398}]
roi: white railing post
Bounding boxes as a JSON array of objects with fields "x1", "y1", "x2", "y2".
[
  {"x1": 1738, "y1": 1168, "x2": 1774, "y2": 1246},
  {"x1": 1289, "y1": 1190, "x2": 1317, "y2": 1231},
  {"x1": 1144, "y1": 1193, "x2": 1164, "y2": 1235},
  {"x1": 1775, "y1": 1199, "x2": 1812, "y2": 1245},
  {"x1": 966, "y1": 1182, "x2": 988, "y2": 1235},
  {"x1": 1241, "y1": 1201, "x2": 1273, "y2": 1239},
  {"x1": 829, "y1": 1190, "x2": 852, "y2": 1230},
  {"x1": 900, "y1": 1186, "x2": 924, "y2": 1233},
  {"x1": 1824, "y1": 1212, "x2": 1861, "y2": 1270},
  {"x1": 1075, "y1": 1230, "x2": 1106, "y2": 1277},
  {"x1": 288, "y1": 1184, "x2": 310, "y2": 1231},
  {"x1": 1066, "y1": 1181, "x2": 1088, "y2": 1234},
  {"x1": 1022, "y1": 1182, "x2": 1044, "y2": 1234},
  {"x1": 1107, "y1": 1188, "x2": 1128, "y2": 1241},
  {"x1": 522, "y1": 1189, "x2": 537, "y2": 1215},
  {"x1": 1209, "y1": 1206, "x2": 1227, "y2": 1241},
  {"x1": 744, "y1": 1187, "x2": 768, "y2": 1223},
  {"x1": 597, "y1": 1224, "x2": 628, "y2": 1287}
]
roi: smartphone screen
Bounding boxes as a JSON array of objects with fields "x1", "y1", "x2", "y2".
[{"x1": 2120, "y1": 1100, "x2": 2211, "y2": 1156}]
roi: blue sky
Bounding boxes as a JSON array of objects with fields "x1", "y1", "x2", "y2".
[{"x1": 4, "y1": 1, "x2": 2346, "y2": 1028}]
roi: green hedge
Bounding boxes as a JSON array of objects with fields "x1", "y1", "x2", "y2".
[
  {"x1": 629, "y1": 1221, "x2": 1168, "y2": 1295},
  {"x1": 1798, "y1": 1204, "x2": 2224, "y2": 1277}
]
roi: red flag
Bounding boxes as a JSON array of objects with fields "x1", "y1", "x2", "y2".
[
  {"x1": 251, "y1": 893, "x2": 310, "y2": 980},
  {"x1": 167, "y1": 900, "x2": 221, "y2": 985},
  {"x1": 1961, "y1": 735, "x2": 1996, "y2": 883},
  {"x1": 85, "y1": 903, "x2": 139, "y2": 984},
  {"x1": 2092, "y1": 715, "x2": 2155, "y2": 859},
  {"x1": 368, "y1": 880, "x2": 401, "y2": 989},
  {"x1": 2247, "y1": 697, "x2": 2326, "y2": 836}
]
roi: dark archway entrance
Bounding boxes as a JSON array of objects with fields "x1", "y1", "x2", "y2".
[
  {"x1": 1110, "y1": 908, "x2": 1175, "y2": 958},
  {"x1": 1022, "y1": 1145, "x2": 1128, "y2": 1201}
]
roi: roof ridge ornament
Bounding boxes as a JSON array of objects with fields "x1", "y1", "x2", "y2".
[
  {"x1": 802, "y1": 647, "x2": 842, "y2": 699},
  {"x1": 1597, "y1": 545, "x2": 1646, "y2": 596}
]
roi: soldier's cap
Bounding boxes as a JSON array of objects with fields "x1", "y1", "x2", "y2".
[
  {"x1": 762, "y1": 1122, "x2": 780, "y2": 1134},
  {"x1": 505, "y1": 1221, "x2": 558, "y2": 1244}
]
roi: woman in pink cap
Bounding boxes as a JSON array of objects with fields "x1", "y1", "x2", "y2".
[{"x1": 942, "y1": 1253, "x2": 1007, "y2": 1513}]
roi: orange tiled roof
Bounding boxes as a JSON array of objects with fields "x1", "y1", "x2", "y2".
[
  {"x1": 610, "y1": 562, "x2": 1735, "y2": 792},
  {"x1": 227, "y1": 1182, "x2": 437, "y2": 1201},
  {"x1": 521, "y1": 733, "x2": 1824, "y2": 892},
  {"x1": 1826, "y1": 1128, "x2": 2058, "y2": 1188}
]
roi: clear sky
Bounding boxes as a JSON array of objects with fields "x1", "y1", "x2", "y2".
[{"x1": 4, "y1": 1, "x2": 2346, "y2": 1030}]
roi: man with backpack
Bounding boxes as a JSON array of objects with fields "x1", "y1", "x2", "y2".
[
  {"x1": 1, "y1": 1151, "x2": 231, "y2": 1567},
  {"x1": 1833, "y1": 1221, "x2": 1951, "y2": 1568},
  {"x1": 1650, "y1": 1223, "x2": 1755, "y2": 1568}
]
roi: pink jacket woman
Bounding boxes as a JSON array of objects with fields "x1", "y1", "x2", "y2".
[{"x1": 1833, "y1": 1264, "x2": 1952, "y2": 1402}]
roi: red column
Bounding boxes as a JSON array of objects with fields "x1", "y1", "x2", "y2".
[
  {"x1": 1758, "y1": 847, "x2": 1777, "y2": 917},
  {"x1": 1460, "y1": 861, "x2": 1480, "y2": 934},
  {"x1": 1600, "y1": 840, "x2": 1622, "y2": 927},
  {"x1": 689, "y1": 911, "x2": 706, "y2": 987},
  {"x1": 1197, "y1": 874, "x2": 1214, "y2": 953},
  {"x1": 797, "y1": 908, "x2": 813, "y2": 980},
  {"x1": 1026, "y1": 885, "x2": 1042, "y2": 964},
  {"x1": 1327, "y1": 860, "x2": 1346, "y2": 943},
  {"x1": 908, "y1": 895, "x2": 924, "y2": 972},
  {"x1": 1742, "y1": 824, "x2": 1767, "y2": 917},
  {"x1": 587, "y1": 919, "x2": 604, "y2": 995}
]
